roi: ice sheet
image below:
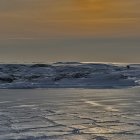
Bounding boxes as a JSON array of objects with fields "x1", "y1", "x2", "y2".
[{"x1": 0, "y1": 88, "x2": 140, "y2": 139}]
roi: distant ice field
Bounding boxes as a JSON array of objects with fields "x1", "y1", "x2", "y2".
[
  {"x1": 0, "y1": 62, "x2": 140, "y2": 89},
  {"x1": 0, "y1": 88, "x2": 140, "y2": 140}
]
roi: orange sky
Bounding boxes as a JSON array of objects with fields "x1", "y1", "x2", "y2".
[
  {"x1": 0, "y1": 0, "x2": 140, "y2": 63},
  {"x1": 0, "y1": 0, "x2": 140, "y2": 39}
]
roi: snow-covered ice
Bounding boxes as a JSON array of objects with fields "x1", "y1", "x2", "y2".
[
  {"x1": 0, "y1": 88, "x2": 140, "y2": 140},
  {"x1": 0, "y1": 62, "x2": 140, "y2": 139},
  {"x1": 0, "y1": 62, "x2": 140, "y2": 89}
]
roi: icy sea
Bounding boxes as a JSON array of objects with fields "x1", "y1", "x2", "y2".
[{"x1": 0, "y1": 63, "x2": 140, "y2": 140}]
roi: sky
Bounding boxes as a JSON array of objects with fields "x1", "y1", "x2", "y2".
[{"x1": 0, "y1": 0, "x2": 140, "y2": 63}]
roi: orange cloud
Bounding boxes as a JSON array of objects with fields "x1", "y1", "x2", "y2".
[{"x1": 0, "y1": 0, "x2": 139, "y2": 39}]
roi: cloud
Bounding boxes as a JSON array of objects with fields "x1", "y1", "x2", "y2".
[{"x1": 0, "y1": 0, "x2": 139, "y2": 38}]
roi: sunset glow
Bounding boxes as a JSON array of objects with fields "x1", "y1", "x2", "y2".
[
  {"x1": 0, "y1": 0, "x2": 140, "y2": 39},
  {"x1": 0, "y1": 0, "x2": 139, "y2": 63}
]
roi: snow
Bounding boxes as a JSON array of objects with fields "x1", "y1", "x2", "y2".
[{"x1": 0, "y1": 62, "x2": 139, "y2": 89}]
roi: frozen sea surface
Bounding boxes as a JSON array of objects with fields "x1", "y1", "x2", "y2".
[
  {"x1": 0, "y1": 62, "x2": 140, "y2": 88},
  {"x1": 0, "y1": 88, "x2": 140, "y2": 140}
]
